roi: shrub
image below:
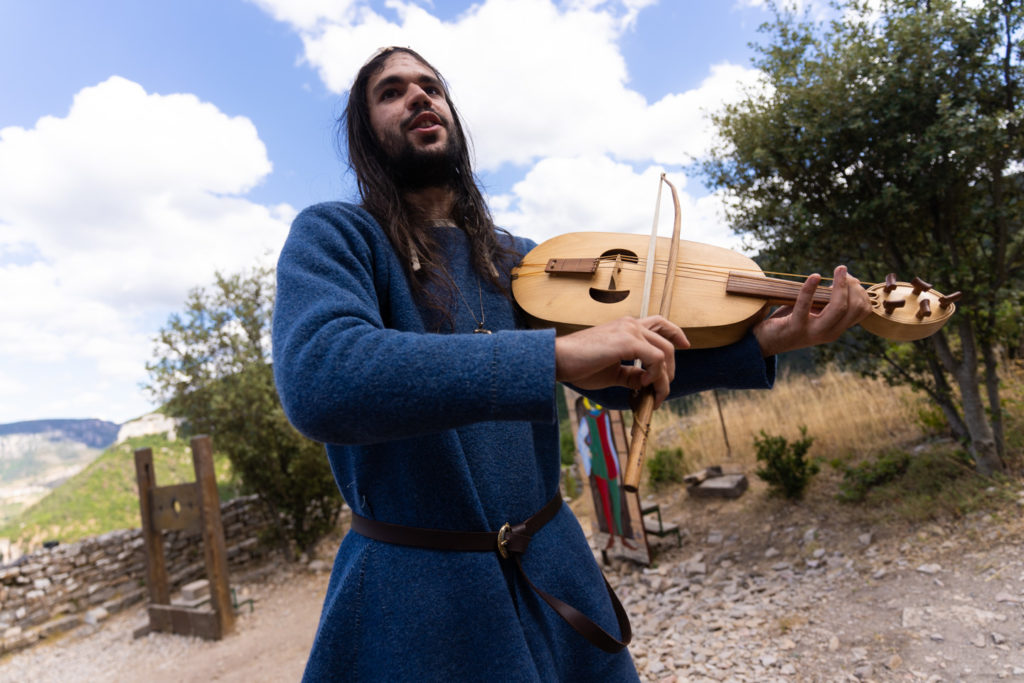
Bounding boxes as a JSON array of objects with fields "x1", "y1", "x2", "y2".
[
  {"x1": 915, "y1": 404, "x2": 949, "y2": 435},
  {"x1": 833, "y1": 448, "x2": 997, "y2": 521},
  {"x1": 833, "y1": 449, "x2": 912, "y2": 503},
  {"x1": 559, "y1": 420, "x2": 577, "y2": 466},
  {"x1": 561, "y1": 464, "x2": 581, "y2": 499},
  {"x1": 754, "y1": 426, "x2": 818, "y2": 500},
  {"x1": 647, "y1": 447, "x2": 687, "y2": 487}
]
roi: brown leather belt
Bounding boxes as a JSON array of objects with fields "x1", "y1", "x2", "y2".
[{"x1": 349, "y1": 493, "x2": 632, "y2": 654}]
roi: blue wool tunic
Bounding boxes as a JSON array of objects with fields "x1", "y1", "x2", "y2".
[{"x1": 272, "y1": 202, "x2": 775, "y2": 682}]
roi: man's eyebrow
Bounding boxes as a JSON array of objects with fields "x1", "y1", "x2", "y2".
[{"x1": 371, "y1": 73, "x2": 444, "y2": 95}]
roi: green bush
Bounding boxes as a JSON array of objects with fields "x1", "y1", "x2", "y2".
[
  {"x1": 754, "y1": 426, "x2": 818, "y2": 500},
  {"x1": 915, "y1": 404, "x2": 949, "y2": 435},
  {"x1": 561, "y1": 464, "x2": 581, "y2": 499},
  {"x1": 647, "y1": 447, "x2": 687, "y2": 487},
  {"x1": 559, "y1": 420, "x2": 577, "y2": 466},
  {"x1": 833, "y1": 449, "x2": 912, "y2": 503},
  {"x1": 833, "y1": 448, "x2": 996, "y2": 521}
]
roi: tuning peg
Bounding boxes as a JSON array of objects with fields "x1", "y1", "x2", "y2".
[
  {"x1": 883, "y1": 299, "x2": 906, "y2": 315},
  {"x1": 939, "y1": 291, "x2": 962, "y2": 309},
  {"x1": 911, "y1": 277, "x2": 932, "y2": 296},
  {"x1": 884, "y1": 273, "x2": 898, "y2": 294},
  {"x1": 916, "y1": 298, "x2": 932, "y2": 320}
]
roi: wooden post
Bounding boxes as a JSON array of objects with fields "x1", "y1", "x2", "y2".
[
  {"x1": 712, "y1": 390, "x2": 732, "y2": 459},
  {"x1": 133, "y1": 435, "x2": 237, "y2": 640},
  {"x1": 191, "y1": 435, "x2": 235, "y2": 637},
  {"x1": 134, "y1": 448, "x2": 171, "y2": 605}
]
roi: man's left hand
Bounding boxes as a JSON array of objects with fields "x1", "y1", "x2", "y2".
[{"x1": 752, "y1": 265, "x2": 871, "y2": 357}]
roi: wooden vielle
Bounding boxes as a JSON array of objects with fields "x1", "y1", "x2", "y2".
[
  {"x1": 511, "y1": 175, "x2": 962, "y2": 492},
  {"x1": 133, "y1": 434, "x2": 235, "y2": 640},
  {"x1": 512, "y1": 234, "x2": 961, "y2": 348}
]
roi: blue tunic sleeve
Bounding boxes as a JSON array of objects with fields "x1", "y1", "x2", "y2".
[{"x1": 272, "y1": 203, "x2": 558, "y2": 445}]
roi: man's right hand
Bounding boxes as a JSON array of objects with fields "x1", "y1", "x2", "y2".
[{"x1": 554, "y1": 316, "x2": 689, "y2": 408}]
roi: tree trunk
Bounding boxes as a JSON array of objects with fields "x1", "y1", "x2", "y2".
[
  {"x1": 959, "y1": 397, "x2": 1002, "y2": 477},
  {"x1": 981, "y1": 339, "x2": 1006, "y2": 461},
  {"x1": 878, "y1": 336, "x2": 967, "y2": 439},
  {"x1": 932, "y1": 318, "x2": 1004, "y2": 476},
  {"x1": 923, "y1": 346, "x2": 969, "y2": 441}
]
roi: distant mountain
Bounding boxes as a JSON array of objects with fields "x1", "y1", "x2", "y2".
[
  {"x1": 0, "y1": 419, "x2": 120, "y2": 449},
  {"x1": 0, "y1": 432, "x2": 241, "y2": 556},
  {"x1": 0, "y1": 419, "x2": 121, "y2": 526}
]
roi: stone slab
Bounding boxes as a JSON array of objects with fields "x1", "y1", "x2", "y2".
[
  {"x1": 181, "y1": 579, "x2": 210, "y2": 602},
  {"x1": 687, "y1": 473, "x2": 748, "y2": 499}
]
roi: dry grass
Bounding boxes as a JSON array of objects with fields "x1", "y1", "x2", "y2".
[
  {"x1": 1002, "y1": 361, "x2": 1024, "y2": 467},
  {"x1": 649, "y1": 366, "x2": 932, "y2": 475},
  {"x1": 635, "y1": 361, "x2": 1024, "y2": 529}
]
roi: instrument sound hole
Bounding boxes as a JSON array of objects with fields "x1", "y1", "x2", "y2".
[
  {"x1": 589, "y1": 287, "x2": 630, "y2": 304},
  {"x1": 599, "y1": 249, "x2": 639, "y2": 263}
]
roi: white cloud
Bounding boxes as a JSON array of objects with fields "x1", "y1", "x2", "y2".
[
  {"x1": 254, "y1": 0, "x2": 761, "y2": 171},
  {"x1": 0, "y1": 372, "x2": 25, "y2": 396},
  {"x1": 734, "y1": 0, "x2": 829, "y2": 15},
  {"x1": 255, "y1": 0, "x2": 762, "y2": 305},
  {"x1": 247, "y1": 0, "x2": 362, "y2": 31},
  {"x1": 0, "y1": 77, "x2": 293, "y2": 422},
  {"x1": 491, "y1": 155, "x2": 749, "y2": 252},
  {"x1": 615, "y1": 63, "x2": 763, "y2": 164},
  {"x1": 0, "y1": 76, "x2": 285, "y2": 299}
]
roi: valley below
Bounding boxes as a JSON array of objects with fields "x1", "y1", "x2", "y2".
[{"x1": 0, "y1": 432, "x2": 105, "y2": 529}]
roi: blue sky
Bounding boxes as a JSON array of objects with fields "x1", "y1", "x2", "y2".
[{"x1": 0, "y1": 0, "x2": 820, "y2": 425}]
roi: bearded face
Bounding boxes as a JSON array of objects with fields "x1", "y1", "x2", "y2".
[
  {"x1": 378, "y1": 116, "x2": 463, "y2": 191},
  {"x1": 366, "y1": 53, "x2": 466, "y2": 191}
]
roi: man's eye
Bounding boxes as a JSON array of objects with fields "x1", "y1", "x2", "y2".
[
  {"x1": 380, "y1": 89, "x2": 398, "y2": 100},
  {"x1": 426, "y1": 86, "x2": 442, "y2": 96}
]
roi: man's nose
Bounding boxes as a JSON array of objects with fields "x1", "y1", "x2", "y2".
[{"x1": 406, "y1": 84, "x2": 431, "y2": 109}]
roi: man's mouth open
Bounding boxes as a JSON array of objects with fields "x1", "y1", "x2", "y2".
[{"x1": 408, "y1": 111, "x2": 443, "y2": 133}]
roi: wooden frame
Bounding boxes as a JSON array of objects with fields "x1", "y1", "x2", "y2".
[{"x1": 133, "y1": 435, "x2": 235, "y2": 640}]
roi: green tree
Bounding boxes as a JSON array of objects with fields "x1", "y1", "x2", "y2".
[
  {"x1": 703, "y1": 0, "x2": 1023, "y2": 475},
  {"x1": 147, "y1": 266, "x2": 342, "y2": 558}
]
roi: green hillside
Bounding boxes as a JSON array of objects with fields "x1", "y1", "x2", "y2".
[{"x1": 0, "y1": 434, "x2": 241, "y2": 549}]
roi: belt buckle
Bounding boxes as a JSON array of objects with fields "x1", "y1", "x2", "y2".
[{"x1": 497, "y1": 522, "x2": 511, "y2": 559}]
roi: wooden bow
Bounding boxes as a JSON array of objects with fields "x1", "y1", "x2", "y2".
[{"x1": 623, "y1": 174, "x2": 682, "y2": 492}]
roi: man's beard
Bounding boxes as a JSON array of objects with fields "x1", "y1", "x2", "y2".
[{"x1": 380, "y1": 128, "x2": 462, "y2": 191}]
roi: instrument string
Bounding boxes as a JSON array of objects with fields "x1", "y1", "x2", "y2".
[{"x1": 514, "y1": 259, "x2": 878, "y2": 287}]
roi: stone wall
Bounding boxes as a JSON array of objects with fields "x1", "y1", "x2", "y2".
[{"x1": 0, "y1": 495, "x2": 273, "y2": 655}]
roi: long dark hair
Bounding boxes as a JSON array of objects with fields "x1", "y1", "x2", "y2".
[{"x1": 341, "y1": 47, "x2": 518, "y2": 316}]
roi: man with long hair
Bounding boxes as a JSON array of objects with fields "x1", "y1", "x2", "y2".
[{"x1": 272, "y1": 47, "x2": 868, "y2": 680}]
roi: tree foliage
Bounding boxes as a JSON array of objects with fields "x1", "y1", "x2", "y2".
[
  {"x1": 704, "y1": 0, "x2": 1024, "y2": 475},
  {"x1": 147, "y1": 266, "x2": 342, "y2": 557}
]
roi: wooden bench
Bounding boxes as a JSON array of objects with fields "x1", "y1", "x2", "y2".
[{"x1": 641, "y1": 504, "x2": 681, "y2": 547}]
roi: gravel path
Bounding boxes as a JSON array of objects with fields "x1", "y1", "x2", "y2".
[
  {"x1": 613, "y1": 500, "x2": 1024, "y2": 681},
  {"x1": 0, "y1": 566, "x2": 326, "y2": 682},
  {"x1": 3, "y1": 484, "x2": 1023, "y2": 682}
]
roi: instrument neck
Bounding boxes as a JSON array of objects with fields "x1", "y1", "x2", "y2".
[{"x1": 726, "y1": 272, "x2": 831, "y2": 307}]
